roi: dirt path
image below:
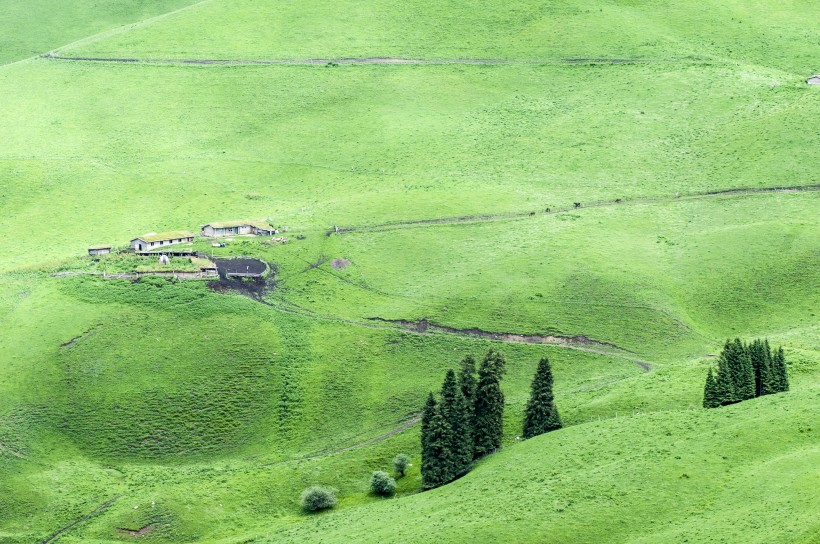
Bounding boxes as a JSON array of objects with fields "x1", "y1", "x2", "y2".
[
  {"x1": 331, "y1": 184, "x2": 820, "y2": 236},
  {"x1": 41, "y1": 496, "x2": 120, "y2": 543},
  {"x1": 41, "y1": 54, "x2": 704, "y2": 67}
]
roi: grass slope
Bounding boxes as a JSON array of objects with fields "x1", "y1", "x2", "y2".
[
  {"x1": 271, "y1": 387, "x2": 820, "y2": 544},
  {"x1": 1, "y1": 60, "x2": 819, "y2": 272},
  {"x1": 0, "y1": 0, "x2": 818, "y2": 542},
  {"x1": 0, "y1": 0, "x2": 195, "y2": 65},
  {"x1": 57, "y1": 0, "x2": 820, "y2": 74}
]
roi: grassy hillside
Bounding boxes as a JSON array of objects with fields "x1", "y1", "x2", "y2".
[
  {"x1": 1, "y1": 60, "x2": 819, "y2": 273},
  {"x1": 270, "y1": 387, "x2": 820, "y2": 544},
  {"x1": 0, "y1": 0, "x2": 194, "y2": 65},
  {"x1": 55, "y1": 0, "x2": 820, "y2": 74},
  {"x1": 0, "y1": 0, "x2": 818, "y2": 542}
]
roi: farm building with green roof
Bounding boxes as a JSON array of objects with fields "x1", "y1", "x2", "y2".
[
  {"x1": 130, "y1": 231, "x2": 195, "y2": 252},
  {"x1": 201, "y1": 220, "x2": 276, "y2": 237}
]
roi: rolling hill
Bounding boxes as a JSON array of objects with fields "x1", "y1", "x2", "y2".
[{"x1": 0, "y1": 0, "x2": 817, "y2": 542}]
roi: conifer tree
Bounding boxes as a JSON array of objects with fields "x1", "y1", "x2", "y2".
[
  {"x1": 420, "y1": 392, "x2": 436, "y2": 455},
  {"x1": 458, "y1": 354, "x2": 478, "y2": 439},
  {"x1": 748, "y1": 339, "x2": 765, "y2": 397},
  {"x1": 522, "y1": 357, "x2": 562, "y2": 438},
  {"x1": 703, "y1": 367, "x2": 720, "y2": 408},
  {"x1": 421, "y1": 401, "x2": 454, "y2": 488},
  {"x1": 707, "y1": 339, "x2": 789, "y2": 406},
  {"x1": 738, "y1": 340, "x2": 756, "y2": 400},
  {"x1": 773, "y1": 346, "x2": 789, "y2": 392},
  {"x1": 761, "y1": 340, "x2": 777, "y2": 395},
  {"x1": 473, "y1": 349, "x2": 506, "y2": 458},
  {"x1": 439, "y1": 369, "x2": 473, "y2": 477},
  {"x1": 725, "y1": 338, "x2": 754, "y2": 401},
  {"x1": 714, "y1": 348, "x2": 735, "y2": 406}
]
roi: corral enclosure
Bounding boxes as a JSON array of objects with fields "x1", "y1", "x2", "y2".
[
  {"x1": 214, "y1": 257, "x2": 268, "y2": 278},
  {"x1": 0, "y1": 1, "x2": 818, "y2": 543}
]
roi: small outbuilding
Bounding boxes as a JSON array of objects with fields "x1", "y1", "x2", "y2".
[
  {"x1": 88, "y1": 246, "x2": 112, "y2": 256},
  {"x1": 130, "y1": 231, "x2": 195, "y2": 252},
  {"x1": 201, "y1": 221, "x2": 277, "y2": 238},
  {"x1": 808, "y1": 75, "x2": 820, "y2": 85}
]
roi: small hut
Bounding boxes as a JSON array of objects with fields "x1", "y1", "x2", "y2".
[
  {"x1": 201, "y1": 221, "x2": 277, "y2": 238},
  {"x1": 88, "y1": 246, "x2": 112, "y2": 256},
  {"x1": 130, "y1": 231, "x2": 195, "y2": 253},
  {"x1": 807, "y1": 75, "x2": 820, "y2": 85}
]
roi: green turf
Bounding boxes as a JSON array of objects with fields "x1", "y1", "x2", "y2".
[
  {"x1": 269, "y1": 386, "x2": 820, "y2": 544},
  {"x1": 56, "y1": 0, "x2": 820, "y2": 75},
  {"x1": 0, "y1": 0, "x2": 818, "y2": 542},
  {"x1": 0, "y1": 0, "x2": 195, "y2": 65}
]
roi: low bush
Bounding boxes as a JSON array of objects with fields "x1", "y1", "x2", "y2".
[
  {"x1": 393, "y1": 453, "x2": 410, "y2": 476},
  {"x1": 370, "y1": 471, "x2": 397, "y2": 496},
  {"x1": 300, "y1": 486, "x2": 338, "y2": 513}
]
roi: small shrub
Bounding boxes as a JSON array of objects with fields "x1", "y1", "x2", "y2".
[
  {"x1": 300, "y1": 486, "x2": 338, "y2": 512},
  {"x1": 393, "y1": 453, "x2": 410, "y2": 476},
  {"x1": 370, "y1": 471, "x2": 397, "y2": 496}
]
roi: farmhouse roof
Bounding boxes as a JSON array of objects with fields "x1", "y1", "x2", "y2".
[
  {"x1": 808, "y1": 75, "x2": 820, "y2": 85},
  {"x1": 203, "y1": 220, "x2": 272, "y2": 229},
  {"x1": 131, "y1": 231, "x2": 195, "y2": 242},
  {"x1": 88, "y1": 245, "x2": 112, "y2": 250}
]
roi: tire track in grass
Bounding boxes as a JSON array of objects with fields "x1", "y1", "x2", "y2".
[
  {"x1": 41, "y1": 496, "x2": 120, "y2": 543},
  {"x1": 261, "y1": 415, "x2": 421, "y2": 467}
]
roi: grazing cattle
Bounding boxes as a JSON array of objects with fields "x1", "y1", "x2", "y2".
[
  {"x1": 615, "y1": 198, "x2": 622, "y2": 203},
  {"x1": 529, "y1": 211, "x2": 535, "y2": 216},
  {"x1": 574, "y1": 202, "x2": 581, "y2": 208},
  {"x1": 545, "y1": 208, "x2": 551, "y2": 213}
]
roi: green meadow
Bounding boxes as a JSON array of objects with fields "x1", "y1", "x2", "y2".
[{"x1": 0, "y1": 0, "x2": 818, "y2": 542}]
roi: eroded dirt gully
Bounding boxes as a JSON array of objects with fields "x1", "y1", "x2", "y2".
[{"x1": 367, "y1": 318, "x2": 653, "y2": 371}]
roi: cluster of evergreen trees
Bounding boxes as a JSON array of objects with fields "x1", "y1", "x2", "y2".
[
  {"x1": 421, "y1": 350, "x2": 562, "y2": 489},
  {"x1": 703, "y1": 338, "x2": 789, "y2": 408}
]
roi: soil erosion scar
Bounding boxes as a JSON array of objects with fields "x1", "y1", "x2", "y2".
[
  {"x1": 369, "y1": 318, "x2": 627, "y2": 350},
  {"x1": 368, "y1": 318, "x2": 653, "y2": 371}
]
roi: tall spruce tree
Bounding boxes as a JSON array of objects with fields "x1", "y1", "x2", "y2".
[
  {"x1": 748, "y1": 339, "x2": 765, "y2": 397},
  {"x1": 725, "y1": 338, "x2": 755, "y2": 401},
  {"x1": 473, "y1": 349, "x2": 506, "y2": 458},
  {"x1": 761, "y1": 340, "x2": 777, "y2": 395},
  {"x1": 420, "y1": 396, "x2": 455, "y2": 488},
  {"x1": 522, "y1": 357, "x2": 562, "y2": 438},
  {"x1": 703, "y1": 367, "x2": 720, "y2": 408},
  {"x1": 714, "y1": 348, "x2": 735, "y2": 406},
  {"x1": 439, "y1": 369, "x2": 473, "y2": 477},
  {"x1": 739, "y1": 340, "x2": 756, "y2": 400},
  {"x1": 458, "y1": 354, "x2": 478, "y2": 440},
  {"x1": 420, "y1": 392, "x2": 436, "y2": 455},
  {"x1": 773, "y1": 346, "x2": 789, "y2": 392}
]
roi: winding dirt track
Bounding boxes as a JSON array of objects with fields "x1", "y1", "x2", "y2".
[
  {"x1": 332, "y1": 184, "x2": 820, "y2": 235},
  {"x1": 42, "y1": 54, "x2": 699, "y2": 66}
]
